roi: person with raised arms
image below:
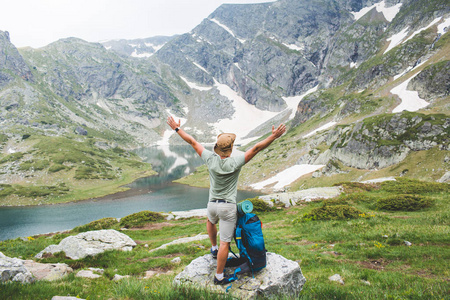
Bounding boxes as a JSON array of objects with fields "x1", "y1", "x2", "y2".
[{"x1": 167, "y1": 116, "x2": 286, "y2": 285}]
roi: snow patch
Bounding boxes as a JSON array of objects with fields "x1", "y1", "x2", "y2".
[
  {"x1": 437, "y1": 17, "x2": 450, "y2": 35},
  {"x1": 210, "y1": 18, "x2": 246, "y2": 43},
  {"x1": 213, "y1": 80, "x2": 279, "y2": 142},
  {"x1": 180, "y1": 76, "x2": 212, "y2": 91},
  {"x1": 250, "y1": 164, "x2": 325, "y2": 190},
  {"x1": 283, "y1": 43, "x2": 303, "y2": 51},
  {"x1": 96, "y1": 99, "x2": 113, "y2": 114},
  {"x1": 391, "y1": 74, "x2": 429, "y2": 113},
  {"x1": 144, "y1": 43, "x2": 165, "y2": 52},
  {"x1": 131, "y1": 49, "x2": 153, "y2": 58},
  {"x1": 361, "y1": 177, "x2": 396, "y2": 183},
  {"x1": 403, "y1": 17, "x2": 442, "y2": 45},
  {"x1": 303, "y1": 122, "x2": 337, "y2": 138},
  {"x1": 282, "y1": 85, "x2": 319, "y2": 119},
  {"x1": 350, "y1": 62, "x2": 358, "y2": 68},
  {"x1": 351, "y1": 0, "x2": 402, "y2": 22},
  {"x1": 192, "y1": 61, "x2": 209, "y2": 73},
  {"x1": 384, "y1": 27, "x2": 409, "y2": 54}
]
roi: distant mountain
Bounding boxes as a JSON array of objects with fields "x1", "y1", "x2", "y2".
[
  {"x1": 0, "y1": 0, "x2": 449, "y2": 203},
  {"x1": 101, "y1": 36, "x2": 176, "y2": 58}
]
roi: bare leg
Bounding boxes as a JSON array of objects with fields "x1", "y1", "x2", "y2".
[
  {"x1": 207, "y1": 219, "x2": 217, "y2": 247},
  {"x1": 216, "y1": 240, "x2": 230, "y2": 274}
]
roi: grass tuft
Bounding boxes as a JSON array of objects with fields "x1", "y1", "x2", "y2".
[{"x1": 119, "y1": 211, "x2": 165, "y2": 228}]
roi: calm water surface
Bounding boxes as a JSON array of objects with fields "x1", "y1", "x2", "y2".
[{"x1": 0, "y1": 145, "x2": 260, "y2": 241}]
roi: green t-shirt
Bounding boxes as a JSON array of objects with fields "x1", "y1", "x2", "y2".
[{"x1": 201, "y1": 149, "x2": 246, "y2": 203}]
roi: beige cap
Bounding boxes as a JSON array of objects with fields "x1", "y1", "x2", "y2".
[{"x1": 214, "y1": 133, "x2": 236, "y2": 157}]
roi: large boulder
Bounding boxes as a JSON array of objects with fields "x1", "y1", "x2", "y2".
[
  {"x1": 0, "y1": 252, "x2": 72, "y2": 283},
  {"x1": 174, "y1": 252, "x2": 306, "y2": 299},
  {"x1": 35, "y1": 229, "x2": 136, "y2": 260},
  {"x1": 0, "y1": 252, "x2": 35, "y2": 283},
  {"x1": 23, "y1": 260, "x2": 73, "y2": 281}
]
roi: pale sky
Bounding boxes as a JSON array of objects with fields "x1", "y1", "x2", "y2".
[{"x1": 0, "y1": 0, "x2": 275, "y2": 48}]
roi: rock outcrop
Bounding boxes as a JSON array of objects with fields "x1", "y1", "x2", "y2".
[
  {"x1": 325, "y1": 113, "x2": 450, "y2": 169},
  {"x1": 410, "y1": 60, "x2": 450, "y2": 101},
  {"x1": 0, "y1": 251, "x2": 72, "y2": 283},
  {"x1": 0, "y1": 252, "x2": 35, "y2": 283},
  {"x1": 35, "y1": 229, "x2": 136, "y2": 260},
  {"x1": 174, "y1": 252, "x2": 306, "y2": 299},
  {"x1": 260, "y1": 187, "x2": 342, "y2": 207}
]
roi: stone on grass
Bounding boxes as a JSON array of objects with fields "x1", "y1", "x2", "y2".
[
  {"x1": 174, "y1": 252, "x2": 306, "y2": 299},
  {"x1": 35, "y1": 230, "x2": 136, "y2": 260},
  {"x1": 361, "y1": 280, "x2": 371, "y2": 285},
  {"x1": 329, "y1": 274, "x2": 345, "y2": 285},
  {"x1": 0, "y1": 252, "x2": 35, "y2": 283},
  {"x1": 0, "y1": 251, "x2": 72, "y2": 283},
  {"x1": 144, "y1": 270, "x2": 173, "y2": 279},
  {"x1": 171, "y1": 257, "x2": 181, "y2": 264},
  {"x1": 149, "y1": 233, "x2": 209, "y2": 253},
  {"x1": 22, "y1": 260, "x2": 73, "y2": 281},
  {"x1": 52, "y1": 297, "x2": 86, "y2": 300},
  {"x1": 113, "y1": 274, "x2": 131, "y2": 281},
  {"x1": 260, "y1": 187, "x2": 341, "y2": 207},
  {"x1": 76, "y1": 270, "x2": 101, "y2": 279}
]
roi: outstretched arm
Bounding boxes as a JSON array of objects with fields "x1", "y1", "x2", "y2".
[
  {"x1": 244, "y1": 123, "x2": 286, "y2": 163},
  {"x1": 167, "y1": 116, "x2": 204, "y2": 157}
]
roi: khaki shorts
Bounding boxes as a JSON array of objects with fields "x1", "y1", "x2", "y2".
[{"x1": 207, "y1": 201, "x2": 237, "y2": 243}]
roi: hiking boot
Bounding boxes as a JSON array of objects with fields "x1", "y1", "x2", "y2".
[
  {"x1": 214, "y1": 274, "x2": 235, "y2": 285},
  {"x1": 210, "y1": 247, "x2": 218, "y2": 259}
]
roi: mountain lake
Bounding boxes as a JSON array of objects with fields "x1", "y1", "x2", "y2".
[{"x1": 0, "y1": 145, "x2": 261, "y2": 241}]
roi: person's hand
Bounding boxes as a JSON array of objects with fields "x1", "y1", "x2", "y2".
[
  {"x1": 272, "y1": 123, "x2": 286, "y2": 139},
  {"x1": 167, "y1": 116, "x2": 181, "y2": 130}
]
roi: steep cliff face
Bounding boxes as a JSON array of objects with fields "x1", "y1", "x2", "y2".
[
  {"x1": 0, "y1": 31, "x2": 33, "y2": 86},
  {"x1": 409, "y1": 60, "x2": 450, "y2": 100},
  {"x1": 325, "y1": 113, "x2": 450, "y2": 169}
]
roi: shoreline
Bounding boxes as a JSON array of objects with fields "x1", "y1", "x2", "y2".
[{"x1": 0, "y1": 169, "x2": 158, "y2": 208}]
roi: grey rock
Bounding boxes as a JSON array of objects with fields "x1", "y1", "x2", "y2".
[
  {"x1": 260, "y1": 187, "x2": 342, "y2": 207},
  {"x1": 0, "y1": 252, "x2": 35, "y2": 283},
  {"x1": 75, "y1": 126, "x2": 88, "y2": 136},
  {"x1": 410, "y1": 61, "x2": 450, "y2": 100},
  {"x1": 75, "y1": 270, "x2": 101, "y2": 279},
  {"x1": 149, "y1": 233, "x2": 209, "y2": 253},
  {"x1": 329, "y1": 273, "x2": 344, "y2": 285},
  {"x1": 361, "y1": 279, "x2": 371, "y2": 286},
  {"x1": 174, "y1": 252, "x2": 306, "y2": 299},
  {"x1": 171, "y1": 257, "x2": 182, "y2": 264},
  {"x1": 35, "y1": 229, "x2": 136, "y2": 260},
  {"x1": 0, "y1": 252, "x2": 72, "y2": 283},
  {"x1": 22, "y1": 260, "x2": 73, "y2": 281},
  {"x1": 113, "y1": 274, "x2": 131, "y2": 281},
  {"x1": 438, "y1": 171, "x2": 450, "y2": 183}
]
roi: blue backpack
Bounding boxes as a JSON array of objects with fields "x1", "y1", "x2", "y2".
[{"x1": 227, "y1": 212, "x2": 267, "y2": 275}]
